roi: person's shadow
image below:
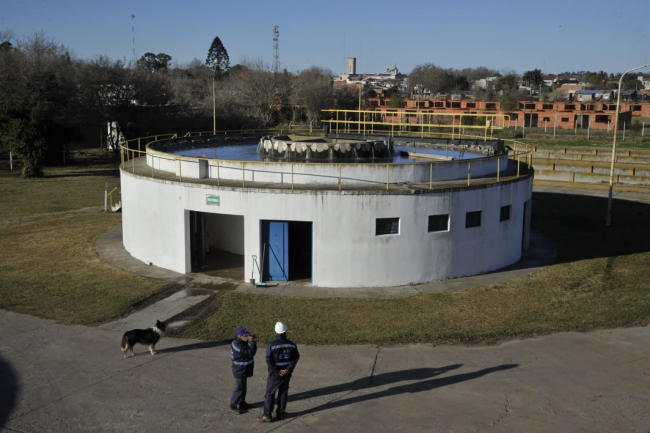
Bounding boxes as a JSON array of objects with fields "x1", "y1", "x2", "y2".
[
  {"x1": 0, "y1": 355, "x2": 19, "y2": 429},
  {"x1": 155, "y1": 340, "x2": 229, "y2": 354},
  {"x1": 286, "y1": 363, "x2": 518, "y2": 418}
]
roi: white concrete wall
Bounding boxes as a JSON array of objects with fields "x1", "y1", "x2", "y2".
[
  {"x1": 146, "y1": 151, "x2": 509, "y2": 185},
  {"x1": 121, "y1": 169, "x2": 532, "y2": 288}
]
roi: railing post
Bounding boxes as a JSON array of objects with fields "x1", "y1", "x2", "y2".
[
  {"x1": 132, "y1": 150, "x2": 135, "y2": 173},
  {"x1": 179, "y1": 157, "x2": 182, "y2": 182},
  {"x1": 429, "y1": 163, "x2": 433, "y2": 189},
  {"x1": 242, "y1": 162, "x2": 245, "y2": 187},
  {"x1": 517, "y1": 153, "x2": 520, "y2": 177},
  {"x1": 291, "y1": 164, "x2": 294, "y2": 190},
  {"x1": 467, "y1": 162, "x2": 471, "y2": 186},
  {"x1": 217, "y1": 160, "x2": 220, "y2": 186},
  {"x1": 138, "y1": 138, "x2": 141, "y2": 153}
]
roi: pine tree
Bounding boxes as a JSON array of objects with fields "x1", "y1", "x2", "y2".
[{"x1": 205, "y1": 36, "x2": 230, "y2": 76}]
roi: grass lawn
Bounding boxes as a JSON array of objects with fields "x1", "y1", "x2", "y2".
[
  {"x1": 1, "y1": 148, "x2": 649, "y2": 344},
  {"x1": 495, "y1": 126, "x2": 650, "y2": 149},
  {"x1": 0, "y1": 155, "x2": 169, "y2": 325}
]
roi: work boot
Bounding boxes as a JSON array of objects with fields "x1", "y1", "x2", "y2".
[
  {"x1": 239, "y1": 401, "x2": 252, "y2": 410},
  {"x1": 229, "y1": 406, "x2": 242, "y2": 415},
  {"x1": 275, "y1": 412, "x2": 285, "y2": 421},
  {"x1": 258, "y1": 415, "x2": 273, "y2": 423}
]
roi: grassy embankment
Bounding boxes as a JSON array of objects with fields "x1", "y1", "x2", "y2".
[{"x1": 1, "y1": 146, "x2": 649, "y2": 344}]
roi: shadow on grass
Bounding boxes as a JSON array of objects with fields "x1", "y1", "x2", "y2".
[
  {"x1": 283, "y1": 364, "x2": 517, "y2": 417},
  {"x1": 532, "y1": 192, "x2": 650, "y2": 263},
  {"x1": 0, "y1": 355, "x2": 18, "y2": 429},
  {"x1": 45, "y1": 168, "x2": 120, "y2": 179}
]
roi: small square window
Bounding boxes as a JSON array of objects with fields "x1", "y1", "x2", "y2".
[
  {"x1": 465, "y1": 211, "x2": 481, "y2": 228},
  {"x1": 428, "y1": 214, "x2": 449, "y2": 232},
  {"x1": 376, "y1": 218, "x2": 399, "y2": 235},
  {"x1": 500, "y1": 205, "x2": 511, "y2": 222}
]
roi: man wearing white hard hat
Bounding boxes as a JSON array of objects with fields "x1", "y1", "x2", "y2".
[{"x1": 259, "y1": 321, "x2": 300, "y2": 422}]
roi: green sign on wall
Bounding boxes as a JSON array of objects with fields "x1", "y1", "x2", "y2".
[{"x1": 206, "y1": 195, "x2": 220, "y2": 206}]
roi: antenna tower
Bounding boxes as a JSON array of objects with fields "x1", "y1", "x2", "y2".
[
  {"x1": 131, "y1": 14, "x2": 136, "y2": 62},
  {"x1": 273, "y1": 25, "x2": 280, "y2": 73}
]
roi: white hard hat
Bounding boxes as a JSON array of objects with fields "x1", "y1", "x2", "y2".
[{"x1": 275, "y1": 322, "x2": 287, "y2": 334}]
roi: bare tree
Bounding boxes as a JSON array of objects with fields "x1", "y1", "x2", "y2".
[
  {"x1": 228, "y1": 59, "x2": 291, "y2": 127},
  {"x1": 294, "y1": 66, "x2": 333, "y2": 125}
]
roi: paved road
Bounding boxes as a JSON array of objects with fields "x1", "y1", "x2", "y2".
[{"x1": 1, "y1": 310, "x2": 649, "y2": 433}]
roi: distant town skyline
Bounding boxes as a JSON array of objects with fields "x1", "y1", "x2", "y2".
[{"x1": 2, "y1": 0, "x2": 649, "y2": 75}]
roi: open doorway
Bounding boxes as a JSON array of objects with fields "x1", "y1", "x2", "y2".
[
  {"x1": 190, "y1": 211, "x2": 245, "y2": 280},
  {"x1": 261, "y1": 220, "x2": 312, "y2": 282}
]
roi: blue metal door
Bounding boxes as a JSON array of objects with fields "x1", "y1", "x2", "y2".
[{"x1": 262, "y1": 221, "x2": 289, "y2": 281}]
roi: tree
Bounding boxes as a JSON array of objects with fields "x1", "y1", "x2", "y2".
[
  {"x1": 495, "y1": 74, "x2": 518, "y2": 91},
  {"x1": 522, "y1": 69, "x2": 543, "y2": 91},
  {"x1": 294, "y1": 66, "x2": 333, "y2": 125},
  {"x1": 0, "y1": 98, "x2": 51, "y2": 177},
  {"x1": 408, "y1": 63, "x2": 470, "y2": 95},
  {"x1": 137, "y1": 52, "x2": 172, "y2": 72},
  {"x1": 228, "y1": 59, "x2": 291, "y2": 127},
  {"x1": 495, "y1": 74, "x2": 520, "y2": 110},
  {"x1": 206, "y1": 36, "x2": 230, "y2": 76}
]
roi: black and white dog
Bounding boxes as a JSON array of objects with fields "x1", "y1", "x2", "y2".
[{"x1": 121, "y1": 320, "x2": 166, "y2": 358}]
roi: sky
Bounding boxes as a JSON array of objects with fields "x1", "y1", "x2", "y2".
[{"x1": 2, "y1": 0, "x2": 650, "y2": 76}]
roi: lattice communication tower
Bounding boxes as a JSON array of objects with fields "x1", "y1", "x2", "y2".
[{"x1": 273, "y1": 25, "x2": 280, "y2": 73}]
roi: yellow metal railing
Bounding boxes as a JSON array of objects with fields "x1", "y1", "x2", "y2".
[
  {"x1": 107, "y1": 186, "x2": 120, "y2": 210},
  {"x1": 322, "y1": 109, "x2": 510, "y2": 141},
  {"x1": 119, "y1": 131, "x2": 533, "y2": 192}
]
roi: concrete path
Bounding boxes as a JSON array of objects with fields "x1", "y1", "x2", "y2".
[{"x1": 1, "y1": 310, "x2": 649, "y2": 433}]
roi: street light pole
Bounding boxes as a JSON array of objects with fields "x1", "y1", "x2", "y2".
[
  {"x1": 606, "y1": 63, "x2": 650, "y2": 226},
  {"x1": 212, "y1": 60, "x2": 217, "y2": 135}
]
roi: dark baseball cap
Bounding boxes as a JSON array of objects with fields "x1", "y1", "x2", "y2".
[{"x1": 236, "y1": 327, "x2": 251, "y2": 337}]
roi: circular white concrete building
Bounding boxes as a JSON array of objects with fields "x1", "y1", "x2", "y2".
[{"x1": 120, "y1": 134, "x2": 533, "y2": 288}]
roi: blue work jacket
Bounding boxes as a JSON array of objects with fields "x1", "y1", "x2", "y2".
[{"x1": 231, "y1": 338, "x2": 257, "y2": 377}]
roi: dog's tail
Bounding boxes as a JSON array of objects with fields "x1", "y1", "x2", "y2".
[{"x1": 120, "y1": 334, "x2": 128, "y2": 353}]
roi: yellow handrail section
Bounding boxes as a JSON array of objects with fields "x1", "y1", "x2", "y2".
[
  {"x1": 322, "y1": 109, "x2": 510, "y2": 141},
  {"x1": 118, "y1": 129, "x2": 532, "y2": 192},
  {"x1": 107, "y1": 186, "x2": 120, "y2": 209}
]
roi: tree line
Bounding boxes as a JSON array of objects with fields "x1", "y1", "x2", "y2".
[
  {"x1": 1, "y1": 32, "x2": 646, "y2": 177},
  {"x1": 0, "y1": 33, "x2": 357, "y2": 177}
]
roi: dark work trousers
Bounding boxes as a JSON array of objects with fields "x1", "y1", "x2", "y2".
[
  {"x1": 264, "y1": 375, "x2": 291, "y2": 416},
  {"x1": 230, "y1": 376, "x2": 247, "y2": 408}
]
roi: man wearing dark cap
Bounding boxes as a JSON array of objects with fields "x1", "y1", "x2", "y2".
[
  {"x1": 260, "y1": 321, "x2": 300, "y2": 422},
  {"x1": 230, "y1": 327, "x2": 256, "y2": 414}
]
